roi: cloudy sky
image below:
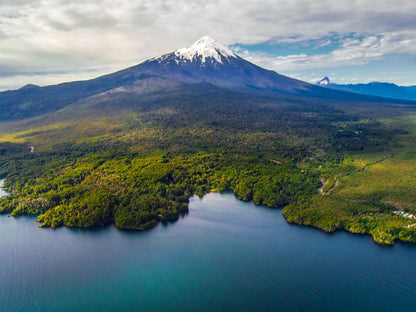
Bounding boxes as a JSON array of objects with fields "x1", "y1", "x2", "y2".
[{"x1": 1, "y1": 0, "x2": 415, "y2": 90}]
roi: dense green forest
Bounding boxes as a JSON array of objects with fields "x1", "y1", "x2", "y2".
[{"x1": 1, "y1": 82, "x2": 416, "y2": 245}]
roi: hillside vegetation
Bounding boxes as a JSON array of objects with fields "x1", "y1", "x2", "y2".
[
  {"x1": 284, "y1": 117, "x2": 416, "y2": 244},
  {"x1": 0, "y1": 82, "x2": 416, "y2": 244}
]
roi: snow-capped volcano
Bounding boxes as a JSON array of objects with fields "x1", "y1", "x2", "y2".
[
  {"x1": 150, "y1": 36, "x2": 237, "y2": 66},
  {"x1": 136, "y1": 36, "x2": 309, "y2": 91},
  {"x1": 2, "y1": 36, "x2": 394, "y2": 120},
  {"x1": 174, "y1": 36, "x2": 237, "y2": 64}
]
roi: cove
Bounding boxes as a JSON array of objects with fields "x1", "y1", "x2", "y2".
[{"x1": 1, "y1": 192, "x2": 416, "y2": 312}]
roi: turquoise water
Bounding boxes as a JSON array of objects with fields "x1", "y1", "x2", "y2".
[{"x1": 1, "y1": 192, "x2": 416, "y2": 312}]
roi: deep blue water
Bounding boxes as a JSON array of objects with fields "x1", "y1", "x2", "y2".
[{"x1": 1, "y1": 192, "x2": 416, "y2": 312}]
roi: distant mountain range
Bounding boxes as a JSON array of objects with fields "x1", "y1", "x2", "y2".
[{"x1": 317, "y1": 77, "x2": 416, "y2": 101}]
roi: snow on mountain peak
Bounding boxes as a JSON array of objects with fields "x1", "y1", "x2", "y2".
[
  {"x1": 174, "y1": 36, "x2": 237, "y2": 64},
  {"x1": 318, "y1": 76, "x2": 330, "y2": 86}
]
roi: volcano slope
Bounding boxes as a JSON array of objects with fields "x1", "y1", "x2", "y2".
[{"x1": 1, "y1": 37, "x2": 416, "y2": 245}]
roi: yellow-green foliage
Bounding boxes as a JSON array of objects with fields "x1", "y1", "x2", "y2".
[
  {"x1": 1, "y1": 97, "x2": 416, "y2": 245},
  {"x1": 284, "y1": 117, "x2": 416, "y2": 244},
  {"x1": 0, "y1": 147, "x2": 319, "y2": 230}
]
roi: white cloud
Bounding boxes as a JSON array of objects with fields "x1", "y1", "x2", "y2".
[
  {"x1": 240, "y1": 31, "x2": 416, "y2": 71},
  {"x1": 0, "y1": 0, "x2": 415, "y2": 89}
]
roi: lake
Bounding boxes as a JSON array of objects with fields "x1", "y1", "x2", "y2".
[{"x1": 1, "y1": 192, "x2": 415, "y2": 311}]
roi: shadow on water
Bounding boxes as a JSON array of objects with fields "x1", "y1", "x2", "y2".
[{"x1": 161, "y1": 210, "x2": 190, "y2": 228}]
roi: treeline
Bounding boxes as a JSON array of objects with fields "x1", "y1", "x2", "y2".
[{"x1": 0, "y1": 143, "x2": 319, "y2": 230}]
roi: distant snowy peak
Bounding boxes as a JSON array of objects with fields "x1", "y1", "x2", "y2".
[
  {"x1": 174, "y1": 36, "x2": 237, "y2": 64},
  {"x1": 150, "y1": 36, "x2": 238, "y2": 66},
  {"x1": 318, "y1": 76, "x2": 330, "y2": 86}
]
